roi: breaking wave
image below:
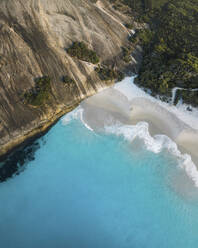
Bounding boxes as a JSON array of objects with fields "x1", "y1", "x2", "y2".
[
  {"x1": 62, "y1": 76, "x2": 198, "y2": 187},
  {"x1": 105, "y1": 122, "x2": 198, "y2": 187},
  {"x1": 62, "y1": 106, "x2": 93, "y2": 131}
]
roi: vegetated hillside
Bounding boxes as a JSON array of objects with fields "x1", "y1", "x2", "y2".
[
  {"x1": 133, "y1": 0, "x2": 198, "y2": 106},
  {"x1": 127, "y1": 0, "x2": 168, "y2": 12},
  {"x1": 0, "y1": 0, "x2": 142, "y2": 157},
  {"x1": 109, "y1": 0, "x2": 169, "y2": 17}
]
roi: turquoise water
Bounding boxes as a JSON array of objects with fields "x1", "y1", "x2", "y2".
[{"x1": 0, "y1": 117, "x2": 198, "y2": 248}]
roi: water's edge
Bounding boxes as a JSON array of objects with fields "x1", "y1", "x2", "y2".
[
  {"x1": 1, "y1": 76, "x2": 198, "y2": 184},
  {"x1": 0, "y1": 103, "x2": 81, "y2": 161},
  {"x1": 0, "y1": 103, "x2": 80, "y2": 182}
]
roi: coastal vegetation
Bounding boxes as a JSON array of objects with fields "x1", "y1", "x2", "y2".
[
  {"x1": 62, "y1": 75, "x2": 76, "y2": 85},
  {"x1": 124, "y1": 23, "x2": 133, "y2": 29},
  {"x1": 24, "y1": 76, "x2": 51, "y2": 106},
  {"x1": 107, "y1": 0, "x2": 198, "y2": 106},
  {"x1": 67, "y1": 41, "x2": 99, "y2": 64},
  {"x1": 62, "y1": 75, "x2": 79, "y2": 93},
  {"x1": 123, "y1": 0, "x2": 169, "y2": 13},
  {"x1": 134, "y1": 0, "x2": 198, "y2": 106},
  {"x1": 95, "y1": 66, "x2": 124, "y2": 82},
  {"x1": 122, "y1": 46, "x2": 134, "y2": 63},
  {"x1": 108, "y1": 0, "x2": 168, "y2": 17},
  {"x1": 111, "y1": 0, "x2": 198, "y2": 107}
]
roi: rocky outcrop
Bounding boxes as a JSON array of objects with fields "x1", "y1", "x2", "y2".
[{"x1": 0, "y1": 0, "x2": 141, "y2": 157}]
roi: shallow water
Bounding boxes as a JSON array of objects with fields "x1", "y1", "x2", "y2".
[
  {"x1": 1, "y1": 77, "x2": 198, "y2": 248},
  {"x1": 0, "y1": 117, "x2": 198, "y2": 248}
]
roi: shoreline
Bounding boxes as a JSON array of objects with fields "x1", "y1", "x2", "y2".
[
  {"x1": 80, "y1": 78, "x2": 198, "y2": 171},
  {"x1": 0, "y1": 103, "x2": 80, "y2": 162},
  {"x1": 1, "y1": 76, "x2": 198, "y2": 178},
  {"x1": 0, "y1": 80, "x2": 115, "y2": 162}
]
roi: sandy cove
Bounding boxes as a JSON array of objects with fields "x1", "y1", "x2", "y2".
[{"x1": 80, "y1": 78, "x2": 198, "y2": 168}]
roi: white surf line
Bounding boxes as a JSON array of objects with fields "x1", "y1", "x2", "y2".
[
  {"x1": 113, "y1": 78, "x2": 198, "y2": 187},
  {"x1": 61, "y1": 106, "x2": 95, "y2": 132},
  {"x1": 62, "y1": 76, "x2": 198, "y2": 187},
  {"x1": 115, "y1": 77, "x2": 198, "y2": 130}
]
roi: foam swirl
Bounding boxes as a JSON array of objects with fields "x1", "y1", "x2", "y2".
[{"x1": 62, "y1": 76, "x2": 198, "y2": 187}]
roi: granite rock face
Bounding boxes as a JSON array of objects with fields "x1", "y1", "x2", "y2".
[{"x1": 0, "y1": 0, "x2": 141, "y2": 156}]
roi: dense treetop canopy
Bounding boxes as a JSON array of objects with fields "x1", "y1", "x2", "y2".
[{"x1": 125, "y1": 0, "x2": 198, "y2": 106}]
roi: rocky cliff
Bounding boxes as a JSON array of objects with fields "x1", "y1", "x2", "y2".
[{"x1": 0, "y1": 0, "x2": 141, "y2": 157}]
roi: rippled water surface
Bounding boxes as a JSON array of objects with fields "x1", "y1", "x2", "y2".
[{"x1": 0, "y1": 117, "x2": 198, "y2": 248}]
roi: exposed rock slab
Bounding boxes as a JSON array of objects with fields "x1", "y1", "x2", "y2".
[{"x1": 0, "y1": 0, "x2": 141, "y2": 156}]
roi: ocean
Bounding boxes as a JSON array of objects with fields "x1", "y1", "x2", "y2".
[{"x1": 0, "y1": 77, "x2": 198, "y2": 248}]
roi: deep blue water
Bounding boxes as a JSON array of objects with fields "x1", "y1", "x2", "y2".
[{"x1": 0, "y1": 118, "x2": 198, "y2": 248}]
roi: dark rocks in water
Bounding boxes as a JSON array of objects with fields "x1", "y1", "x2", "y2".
[{"x1": 0, "y1": 141, "x2": 40, "y2": 182}]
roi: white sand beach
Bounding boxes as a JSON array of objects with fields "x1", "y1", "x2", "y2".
[{"x1": 80, "y1": 77, "x2": 198, "y2": 185}]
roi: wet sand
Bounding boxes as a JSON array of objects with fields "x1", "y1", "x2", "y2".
[{"x1": 81, "y1": 86, "x2": 198, "y2": 167}]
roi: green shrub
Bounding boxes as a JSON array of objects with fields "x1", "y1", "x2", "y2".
[
  {"x1": 24, "y1": 76, "x2": 51, "y2": 106},
  {"x1": 122, "y1": 46, "x2": 134, "y2": 63},
  {"x1": 108, "y1": 0, "x2": 198, "y2": 106},
  {"x1": 62, "y1": 75, "x2": 75, "y2": 85},
  {"x1": 67, "y1": 42, "x2": 99, "y2": 64},
  {"x1": 95, "y1": 66, "x2": 124, "y2": 82},
  {"x1": 134, "y1": 0, "x2": 198, "y2": 106},
  {"x1": 125, "y1": 23, "x2": 134, "y2": 29}
]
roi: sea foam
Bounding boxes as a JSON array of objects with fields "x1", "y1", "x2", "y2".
[
  {"x1": 105, "y1": 122, "x2": 198, "y2": 187},
  {"x1": 115, "y1": 76, "x2": 198, "y2": 130},
  {"x1": 62, "y1": 106, "x2": 94, "y2": 131},
  {"x1": 62, "y1": 76, "x2": 198, "y2": 187}
]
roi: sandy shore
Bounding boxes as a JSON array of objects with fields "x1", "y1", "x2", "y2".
[{"x1": 81, "y1": 84, "x2": 198, "y2": 168}]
